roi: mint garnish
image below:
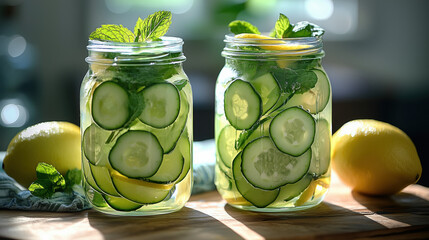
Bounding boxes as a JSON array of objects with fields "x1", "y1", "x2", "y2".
[
  {"x1": 64, "y1": 168, "x2": 82, "y2": 193},
  {"x1": 286, "y1": 21, "x2": 325, "y2": 37},
  {"x1": 89, "y1": 24, "x2": 135, "y2": 43},
  {"x1": 29, "y1": 162, "x2": 82, "y2": 198},
  {"x1": 89, "y1": 10, "x2": 172, "y2": 43},
  {"x1": 274, "y1": 13, "x2": 292, "y2": 38},
  {"x1": 134, "y1": 11, "x2": 172, "y2": 42},
  {"x1": 229, "y1": 20, "x2": 260, "y2": 35},
  {"x1": 229, "y1": 13, "x2": 324, "y2": 38}
]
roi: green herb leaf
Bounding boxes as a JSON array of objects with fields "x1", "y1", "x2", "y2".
[
  {"x1": 173, "y1": 79, "x2": 188, "y2": 91},
  {"x1": 135, "y1": 11, "x2": 172, "y2": 42},
  {"x1": 235, "y1": 117, "x2": 271, "y2": 150},
  {"x1": 89, "y1": 24, "x2": 135, "y2": 42},
  {"x1": 28, "y1": 179, "x2": 53, "y2": 198},
  {"x1": 285, "y1": 21, "x2": 325, "y2": 38},
  {"x1": 229, "y1": 20, "x2": 260, "y2": 35},
  {"x1": 35, "y1": 162, "x2": 66, "y2": 189},
  {"x1": 270, "y1": 68, "x2": 317, "y2": 94},
  {"x1": 275, "y1": 13, "x2": 292, "y2": 38},
  {"x1": 29, "y1": 162, "x2": 66, "y2": 198},
  {"x1": 64, "y1": 169, "x2": 82, "y2": 193}
]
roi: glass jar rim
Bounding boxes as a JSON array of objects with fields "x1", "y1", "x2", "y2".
[
  {"x1": 86, "y1": 36, "x2": 185, "y2": 65},
  {"x1": 222, "y1": 34, "x2": 324, "y2": 60},
  {"x1": 87, "y1": 36, "x2": 183, "y2": 51}
]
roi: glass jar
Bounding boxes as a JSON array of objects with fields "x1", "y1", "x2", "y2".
[
  {"x1": 80, "y1": 37, "x2": 193, "y2": 216},
  {"x1": 215, "y1": 35, "x2": 331, "y2": 212}
]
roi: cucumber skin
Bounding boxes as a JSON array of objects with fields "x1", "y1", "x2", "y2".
[
  {"x1": 103, "y1": 195, "x2": 143, "y2": 212},
  {"x1": 232, "y1": 152, "x2": 280, "y2": 208}
]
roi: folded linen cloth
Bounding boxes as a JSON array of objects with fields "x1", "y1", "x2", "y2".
[{"x1": 0, "y1": 139, "x2": 216, "y2": 212}]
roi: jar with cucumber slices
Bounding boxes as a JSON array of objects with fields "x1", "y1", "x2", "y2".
[
  {"x1": 215, "y1": 15, "x2": 331, "y2": 212},
  {"x1": 80, "y1": 12, "x2": 192, "y2": 216}
]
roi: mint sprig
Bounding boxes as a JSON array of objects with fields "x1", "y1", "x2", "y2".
[
  {"x1": 89, "y1": 11, "x2": 172, "y2": 43},
  {"x1": 229, "y1": 13, "x2": 324, "y2": 38},
  {"x1": 229, "y1": 20, "x2": 260, "y2": 35},
  {"x1": 29, "y1": 162, "x2": 82, "y2": 198}
]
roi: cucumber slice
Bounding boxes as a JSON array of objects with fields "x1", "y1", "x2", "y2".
[
  {"x1": 232, "y1": 152, "x2": 280, "y2": 208},
  {"x1": 111, "y1": 170, "x2": 172, "y2": 204},
  {"x1": 224, "y1": 79, "x2": 262, "y2": 130},
  {"x1": 175, "y1": 134, "x2": 191, "y2": 183},
  {"x1": 250, "y1": 73, "x2": 281, "y2": 114},
  {"x1": 103, "y1": 194, "x2": 142, "y2": 211},
  {"x1": 146, "y1": 143, "x2": 184, "y2": 183},
  {"x1": 241, "y1": 137, "x2": 311, "y2": 190},
  {"x1": 82, "y1": 156, "x2": 102, "y2": 193},
  {"x1": 217, "y1": 157, "x2": 232, "y2": 179},
  {"x1": 82, "y1": 124, "x2": 111, "y2": 165},
  {"x1": 274, "y1": 174, "x2": 313, "y2": 204},
  {"x1": 283, "y1": 69, "x2": 330, "y2": 114},
  {"x1": 91, "y1": 81, "x2": 131, "y2": 130},
  {"x1": 137, "y1": 90, "x2": 190, "y2": 153},
  {"x1": 270, "y1": 107, "x2": 315, "y2": 156},
  {"x1": 139, "y1": 83, "x2": 181, "y2": 128},
  {"x1": 217, "y1": 125, "x2": 239, "y2": 168},
  {"x1": 309, "y1": 119, "x2": 331, "y2": 176},
  {"x1": 215, "y1": 164, "x2": 232, "y2": 191},
  {"x1": 84, "y1": 183, "x2": 108, "y2": 207},
  {"x1": 89, "y1": 163, "x2": 120, "y2": 197},
  {"x1": 109, "y1": 130, "x2": 163, "y2": 178}
]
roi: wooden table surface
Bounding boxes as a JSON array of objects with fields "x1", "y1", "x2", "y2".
[{"x1": 1, "y1": 173, "x2": 429, "y2": 240}]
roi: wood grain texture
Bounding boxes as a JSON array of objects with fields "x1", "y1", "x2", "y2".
[{"x1": 1, "y1": 173, "x2": 429, "y2": 240}]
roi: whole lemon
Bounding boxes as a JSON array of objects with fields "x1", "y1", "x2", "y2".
[
  {"x1": 2, "y1": 121, "x2": 81, "y2": 188},
  {"x1": 332, "y1": 119, "x2": 422, "y2": 196}
]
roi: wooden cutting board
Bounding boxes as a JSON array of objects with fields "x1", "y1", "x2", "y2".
[{"x1": 1, "y1": 172, "x2": 428, "y2": 240}]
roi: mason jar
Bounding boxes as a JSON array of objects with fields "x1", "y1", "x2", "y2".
[
  {"x1": 215, "y1": 35, "x2": 331, "y2": 212},
  {"x1": 80, "y1": 37, "x2": 193, "y2": 216}
]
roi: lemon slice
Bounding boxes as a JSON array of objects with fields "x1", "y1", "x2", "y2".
[
  {"x1": 235, "y1": 33, "x2": 310, "y2": 51},
  {"x1": 110, "y1": 170, "x2": 174, "y2": 190},
  {"x1": 110, "y1": 170, "x2": 173, "y2": 204}
]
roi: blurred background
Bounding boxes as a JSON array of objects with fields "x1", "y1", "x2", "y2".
[{"x1": 0, "y1": 0, "x2": 428, "y2": 186}]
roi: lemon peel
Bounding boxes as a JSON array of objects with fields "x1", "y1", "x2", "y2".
[
  {"x1": 3, "y1": 121, "x2": 81, "y2": 188},
  {"x1": 332, "y1": 119, "x2": 422, "y2": 196}
]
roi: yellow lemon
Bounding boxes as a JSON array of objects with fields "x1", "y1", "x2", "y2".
[
  {"x1": 235, "y1": 33, "x2": 310, "y2": 51},
  {"x1": 332, "y1": 119, "x2": 422, "y2": 196},
  {"x1": 3, "y1": 121, "x2": 81, "y2": 188}
]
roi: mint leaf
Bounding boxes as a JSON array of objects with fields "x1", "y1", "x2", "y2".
[
  {"x1": 235, "y1": 117, "x2": 271, "y2": 150},
  {"x1": 275, "y1": 13, "x2": 292, "y2": 38},
  {"x1": 229, "y1": 20, "x2": 260, "y2": 35},
  {"x1": 271, "y1": 68, "x2": 317, "y2": 94},
  {"x1": 135, "y1": 11, "x2": 172, "y2": 42},
  {"x1": 89, "y1": 24, "x2": 135, "y2": 42},
  {"x1": 35, "y1": 162, "x2": 66, "y2": 190},
  {"x1": 29, "y1": 163, "x2": 66, "y2": 198},
  {"x1": 173, "y1": 79, "x2": 188, "y2": 91},
  {"x1": 285, "y1": 21, "x2": 325, "y2": 38},
  {"x1": 64, "y1": 169, "x2": 82, "y2": 193},
  {"x1": 28, "y1": 179, "x2": 53, "y2": 198}
]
